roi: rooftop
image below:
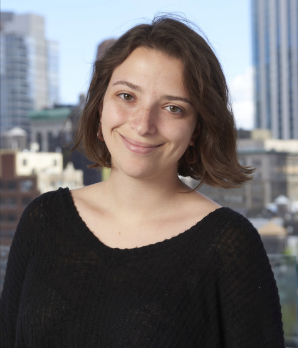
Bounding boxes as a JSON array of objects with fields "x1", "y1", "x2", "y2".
[
  {"x1": 28, "y1": 107, "x2": 73, "y2": 120},
  {"x1": 2, "y1": 127, "x2": 27, "y2": 136}
]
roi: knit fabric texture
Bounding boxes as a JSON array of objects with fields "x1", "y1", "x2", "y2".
[{"x1": 0, "y1": 187, "x2": 285, "y2": 347}]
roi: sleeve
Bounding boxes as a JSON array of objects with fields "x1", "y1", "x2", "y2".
[
  {"x1": 216, "y1": 214, "x2": 285, "y2": 347},
  {"x1": 0, "y1": 201, "x2": 38, "y2": 347}
]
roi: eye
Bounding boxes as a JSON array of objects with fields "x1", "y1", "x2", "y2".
[
  {"x1": 165, "y1": 105, "x2": 182, "y2": 113},
  {"x1": 119, "y1": 93, "x2": 134, "y2": 101}
]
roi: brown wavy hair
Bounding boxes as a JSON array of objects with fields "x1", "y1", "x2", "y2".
[{"x1": 72, "y1": 15, "x2": 254, "y2": 188}]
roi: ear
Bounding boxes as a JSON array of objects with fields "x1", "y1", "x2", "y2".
[{"x1": 189, "y1": 126, "x2": 200, "y2": 146}]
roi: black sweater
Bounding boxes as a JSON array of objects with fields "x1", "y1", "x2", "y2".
[{"x1": 0, "y1": 187, "x2": 285, "y2": 347}]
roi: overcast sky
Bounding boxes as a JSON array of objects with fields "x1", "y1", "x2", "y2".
[{"x1": 2, "y1": 0, "x2": 254, "y2": 129}]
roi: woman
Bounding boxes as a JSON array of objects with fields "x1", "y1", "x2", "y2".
[{"x1": 0, "y1": 16, "x2": 285, "y2": 347}]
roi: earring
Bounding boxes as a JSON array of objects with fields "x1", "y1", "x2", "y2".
[
  {"x1": 97, "y1": 123, "x2": 104, "y2": 141},
  {"x1": 185, "y1": 146, "x2": 197, "y2": 164}
]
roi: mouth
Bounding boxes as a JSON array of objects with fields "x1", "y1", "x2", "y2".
[{"x1": 120, "y1": 134, "x2": 163, "y2": 154}]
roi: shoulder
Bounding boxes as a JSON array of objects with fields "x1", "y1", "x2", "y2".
[
  {"x1": 26, "y1": 187, "x2": 68, "y2": 210},
  {"x1": 20, "y1": 187, "x2": 69, "y2": 224},
  {"x1": 214, "y1": 208, "x2": 268, "y2": 267},
  {"x1": 10, "y1": 188, "x2": 69, "y2": 257},
  {"x1": 216, "y1": 207, "x2": 261, "y2": 243}
]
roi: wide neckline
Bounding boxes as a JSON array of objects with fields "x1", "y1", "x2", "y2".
[{"x1": 60, "y1": 187, "x2": 228, "y2": 261}]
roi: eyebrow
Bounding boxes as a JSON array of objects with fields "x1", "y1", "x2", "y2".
[
  {"x1": 112, "y1": 80, "x2": 142, "y2": 92},
  {"x1": 163, "y1": 95, "x2": 192, "y2": 105},
  {"x1": 112, "y1": 80, "x2": 192, "y2": 105}
]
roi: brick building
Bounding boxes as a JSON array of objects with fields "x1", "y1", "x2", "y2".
[{"x1": 0, "y1": 150, "x2": 39, "y2": 292}]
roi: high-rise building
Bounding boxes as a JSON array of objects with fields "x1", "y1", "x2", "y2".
[
  {"x1": 47, "y1": 40, "x2": 59, "y2": 107},
  {"x1": 0, "y1": 12, "x2": 59, "y2": 134},
  {"x1": 252, "y1": 0, "x2": 298, "y2": 139}
]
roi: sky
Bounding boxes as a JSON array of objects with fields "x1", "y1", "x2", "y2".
[{"x1": 2, "y1": 0, "x2": 254, "y2": 129}]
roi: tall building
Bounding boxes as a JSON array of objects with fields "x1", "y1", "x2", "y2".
[
  {"x1": 0, "y1": 12, "x2": 59, "y2": 134},
  {"x1": 47, "y1": 40, "x2": 59, "y2": 107},
  {"x1": 252, "y1": 0, "x2": 298, "y2": 139}
]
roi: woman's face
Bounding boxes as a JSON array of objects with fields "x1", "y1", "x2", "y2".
[{"x1": 100, "y1": 47, "x2": 197, "y2": 180}]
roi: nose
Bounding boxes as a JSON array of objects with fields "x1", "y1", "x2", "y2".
[{"x1": 129, "y1": 104, "x2": 157, "y2": 136}]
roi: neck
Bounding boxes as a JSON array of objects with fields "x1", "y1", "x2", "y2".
[{"x1": 100, "y1": 168, "x2": 190, "y2": 224}]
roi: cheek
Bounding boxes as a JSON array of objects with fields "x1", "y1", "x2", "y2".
[
  {"x1": 166, "y1": 122, "x2": 195, "y2": 145},
  {"x1": 101, "y1": 101, "x2": 127, "y2": 130}
]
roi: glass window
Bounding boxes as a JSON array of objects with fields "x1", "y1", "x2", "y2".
[
  {"x1": 7, "y1": 214, "x2": 17, "y2": 222},
  {"x1": 19, "y1": 180, "x2": 33, "y2": 192},
  {"x1": 7, "y1": 181, "x2": 16, "y2": 190},
  {"x1": 7, "y1": 196, "x2": 16, "y2": 206}
]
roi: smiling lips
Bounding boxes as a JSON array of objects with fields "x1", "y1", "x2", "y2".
[{"x1": 120, "y1": 134, "x2": 162, "y2": 154}]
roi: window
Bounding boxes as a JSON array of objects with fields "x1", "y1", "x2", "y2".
[
  {"x1": 7, "y1": 196, "x2": 16, "y2": 206},
  {"x1": 0, "y1": 197, "x2": 4, "y2": 206},
  {"x1": 22, "y1": 196, "x2": 32, "y2": 206},
  {"x1": 7, "y1": 181, "x2": 16, "y2": 190},
  {"x1": 0, "y1": 229, "x2": 15, "y2": 239},
  {"x1": 19, "y1": 180, "x2": 33, "y2": 192},
  {"x1": 7, "y1": 214, "x2": 17, "y2": 222}
]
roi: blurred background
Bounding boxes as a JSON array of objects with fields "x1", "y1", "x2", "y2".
[{"x1": 0, "y1": 0, "x2": 297, "y2": 345}]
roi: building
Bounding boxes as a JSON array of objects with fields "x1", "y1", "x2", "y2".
[
  {"x1": 0, "y1": 149, "x2": 84, "y2": 292},
  {"x1": 29, "y1": 105, "x2": 74, "y2": 152},
  {"x1": 0, "y1": 12, "x2": 59, "y2": 134},
  {"x1": 0, "y1": 127, "x2": 28, "y2": 150},
  {"x1": 238, "y1": 136, "x2": 298, "y2": 204},
  {"x1": 0, "y1": 150, "x2": 40, "y2": 292},
  {"x1": 251, "y1": 0, "x2": 298, "y2": 139},
  {"x1": 37, "y1": 161, "x2": 83, "y2": 194},
  {"x1": 29, "y1": 102, "x2": 102, "y2": 186},
  {"x1": 47, "y1": 40, "x2": 59, "y2": 107},
  {"x1": 9, "y1": 150, "x2": 83, "y2": 194},
  {"x1": 182, "y1": 134, "x2": 298, "y2": 215},
  {"x1": 251, "y1": 217, "x2": 288, "y2": 254}
]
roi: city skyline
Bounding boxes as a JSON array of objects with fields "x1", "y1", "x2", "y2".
[{"x1": 2, "y1": 0, "x2": 254, "y2": 130}]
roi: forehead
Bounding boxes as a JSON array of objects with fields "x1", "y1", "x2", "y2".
[{"x1": 108, "y1": 47, "x2": 186, "y2": 93}]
